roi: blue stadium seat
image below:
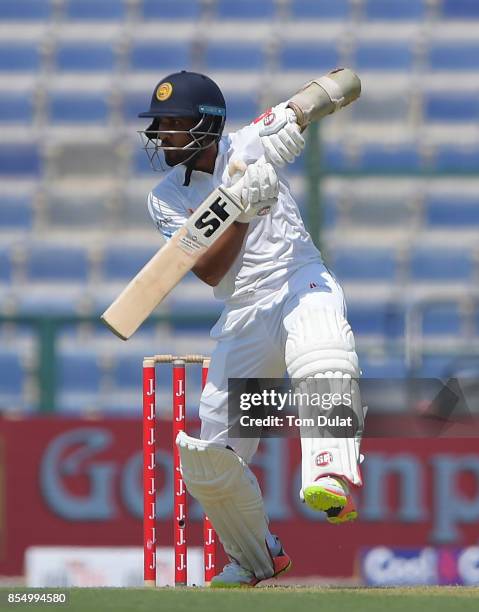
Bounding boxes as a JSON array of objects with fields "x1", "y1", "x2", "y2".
[
  {"x1": 331, "y1": 247, "x2": 397, "y2": 281},
  {"x1": 100, "y1": 245, "x2": 157, "y2": 281},
  {"x1": 47, "y1": 93, "x2": 109, "y2": 123},
  {"x1": 428, "y1": 43, "x2": 479, "y2": 70},
  {"x1": 358, "y1": 144, "x2": 422, "y2": 172},
  {"x1": 290, "y1": 0, "x2": 350, "y2": 19},
  {"x1": 418, "y1": 354, "x2": 456, "y2": 377},
  {"x1": 141, "y1": 0, "x2": 201, "y2": 19},
  {"x1": 225, "y1": 94, "x2": 259, "y2": 122},
  {"x1": 424, "y1": 93, "x2": 479, "y2": 122},
  {"x1": 216, "y1": 0, "x2": 276, "y2": 19},
  {"x1": 129, "y1": 42, "x2": 191, "y2": 71},
  {"x1": 0, "y1": 44, "x2": 40, "y2": 71},
  {"x1": 441, "y1": 0, "x2": 479, "y2": 19},
  {"x1": 65, "y1": 0, "x2": 126, "y2": 20},
  {"x1": 322, "y1": 142, "x2": 351, "y2": 172},
  {"x1": 205, "y1": 42, "x2": 266, "y2": 70},
  {"x1": 25, "y1": 245, "x2": 89, "y2": 282},
  {"x1": 364, "y1": 0, "x2": 425, "y2": 20},
  {"x1": 54, "y1": 43, "x2": 116, "y2": 72},
  {"x1": 347, "y1": 302, "x2": 405, "y2": 336},
  {"x1": 424, "y1": 196, "x2": 479, "y2": 227},
  {"x1": 420, "y1": 303, "x2": 462, "y2": 335},
  {"x1": 410, "y1": 248, "x2": 473, "y2": 281},
  {"x1": 359, "y1": 354, "x2": 408, "y2": 378},
  {"x1": 0, "y1": 145, "x2": 41, "y2": 176},
  {"x1": 433, "y1": 145, "x2": 479, "y2": 171},
  {"x1": 0, "y1": 351, "x2": 24, "y2": 394},
  {"x1": 0, "y1": 194, "x2": 33, "y2": 229},
  {"x1": 354, "y1": 43, "x2": 414, "y2": 70},
  {"x1": 0, "y1": 94, "x2": 33, "y2": 123},
  {"x1": 0, "y1": 0, "x2": 52, "y2": 20},
  {"x1": 122, "y1": 92, "x2": 150, "y2": 122},
  {"x1": 279, "y1": 43, "x2": 340, "y2": 71},
  {"x1": 58, "y1": 351, "x2": 102, "y2": 392},
  {"x1": 0, "y1": 247, "x2": 12, "y2": 282},
  {"x1": 324, "y1": 196, "x2": 339, "y2": 228}
]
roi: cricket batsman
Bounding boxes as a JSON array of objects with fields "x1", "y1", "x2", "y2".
[{"x1": 137, "y1": 70, "x2": 364, "y2": 587}]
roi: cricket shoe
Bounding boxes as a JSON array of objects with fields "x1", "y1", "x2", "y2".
[
  {"x1": 210, "y1": 538, "x2": 291, "y2": 588},
  {"x1": 302, "y1": 475, "x2": 358, "y2": 524}
]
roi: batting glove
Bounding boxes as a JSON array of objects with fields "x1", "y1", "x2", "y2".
[
  {"x1": 259, "y1": 107, "x2": 305, "y2": 167},
  {"x1": 228, "y1": 159, "x2": 279, "y2": 223}
]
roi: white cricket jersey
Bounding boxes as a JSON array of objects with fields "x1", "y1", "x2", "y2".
[{"x1": 147, "y1": 104, "x2": 324, "y2": 303}]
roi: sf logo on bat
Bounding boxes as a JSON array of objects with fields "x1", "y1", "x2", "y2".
[{"x1": 194, "y1": 196, "x2": 231, "y2": 238}]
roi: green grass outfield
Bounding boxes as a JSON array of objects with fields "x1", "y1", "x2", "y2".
[{"x1": 1, "y1": 587, "x2": 479, "y2": 612}]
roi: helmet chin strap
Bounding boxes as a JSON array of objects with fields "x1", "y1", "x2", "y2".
[
  {"x1": 181, "y1": 137, "x2": 218, "y2": 186},
  {"x1": 182, "y1": 148, "x2": 202, "y2": 186}
]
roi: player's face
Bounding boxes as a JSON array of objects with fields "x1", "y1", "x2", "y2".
[{"x1": 157, "y1": 116, "x2": 198, "y2": 166}]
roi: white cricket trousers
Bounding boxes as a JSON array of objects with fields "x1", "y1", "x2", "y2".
[{"x1": 199, "y1": 262, "x2": 348, "y2": 463}]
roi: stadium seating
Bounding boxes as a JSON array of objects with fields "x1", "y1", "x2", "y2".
[
  {"x1": 129, "y1": 42, "x2": 192, "y2": 72},
  {"x1": 440, "y1": 0, "x2": 479, "y2": 19},
  {"x1": 359, "y1": 353, "x2": 408, "y2": 378},
  {"x1": 47, "y1": 92, "x2": 110, "y2": 123},
  {"x1": 289, "y1": 0, "x2": 351, "y2": 19},
  {"x1": 424, "y1": 196, "x2": 479, "y2": 227},
  {"x1": 224, "y1": 93, "x2": 259, "y2": 123},
  {"x1": 357, "y1": 144, "x2": 422, "y2": 172},
  {"x1": 0, "y1": 0, "x2": 52, "y2": 20},
  {"x1": 424, "y1": 93, "x2": 479, "y2": 122},
  {"x1": 54, "y1": 43, "x2": 117, "y2": 72},
  {"x1": 409, "y1": 248, "x2": 473, "y2": 281},
  {"x1": 57, "y1": 350, "x2": 102, "y2": 393},
  {"x1": 428, "y1": 43, "x2": 479, "y2": 71},
  {"x1": 100, "y1": 245, "x2": 158, "y2": 281},
  {"x1": 0, "y1": 247, "x2": 12, "y2": 282},
  {"x1": 346, "y1": 196, "x2": 413, "y2": 228},
  {"x1": 64, "y1": 0, "x2": 126, "y2": 21},
  {"x1": 417, "y1": 354, "x2": 456, "y2": 377},
  {"x1": 205, "y1": 42, "x2": 266, "y2": 71},
  {"x1": 215, "y1": 0, "x2": 276, "y2": 19},
  {"x1": 0, "y1": 350, "x2": 24, "y2": 395},
  {"x1": 0, "y1": 145, "x2": 41, "y2": 176},
  {"x1": 331, "y1": 247, "x2": 398, "y2": 281},
  {"x1": 0, "y1": 194, "x2": 33, "y2": 229},
  {"x1": 363, "y1": 0, "x2": 425, "y2": 20},
  {"x1": 347, "y1": 303, "x2": 405, "y2": 337},
  {"x1": 0, "y1": 44, "x2": 40, "y2": 71},
  {"x1": 24, "y1": 245, "x2": 89, "y2": 282},
  {"x1": 433, "y1": 145, "x2": 479, "y2": 171},
  {"x1": 0, "y1": 94, "x2": 34, "y2": 123},
  {"x1": 279, "y1": 43, "x2": 340, "y2": 71},
  {"x1": 420, "y1": 303, "x2": 462, "y2": 335},
  {"x1": 141, "y1": 0, "x2": 201, "y2": 20},
  {"x1": 353, "y1": 42, "x2": 414, "y2": 71},
  {"x1": 352, "y1": 93, "x2": 410, "y2": 122},
  {"x1": 44, "y1": 194, "x2": 110, "y2": 229}
]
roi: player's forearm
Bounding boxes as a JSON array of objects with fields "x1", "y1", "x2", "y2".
[{"x1": 192, "y1": 221, "x2": 249, "y2": 286}]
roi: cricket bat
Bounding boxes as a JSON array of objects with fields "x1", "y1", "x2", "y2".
[{"x1": 101, "y1": 68, "x2": 361, "y2": 340}]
